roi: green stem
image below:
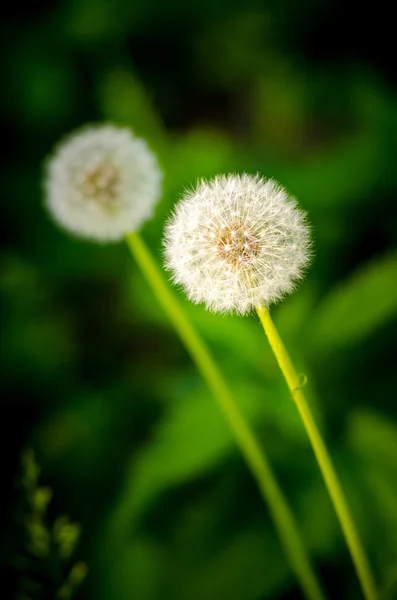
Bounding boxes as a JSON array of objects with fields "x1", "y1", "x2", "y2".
[
  {"x1": 125, "y1": 231, "x2": 326, "y2": 600},
  {"x1": 256, "y1": 305, "x2": 378, "y2": 600}
]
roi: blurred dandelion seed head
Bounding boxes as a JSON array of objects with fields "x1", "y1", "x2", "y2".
[
  {"x1": 45, "y1": 124, "x2": 162, "y2": 241},
  {"x1": 80, "y1": 163, "x2": 120, "y2": 204},
  {"x1": 164, "y1": 174, "x2": 311, "y2": 314}
]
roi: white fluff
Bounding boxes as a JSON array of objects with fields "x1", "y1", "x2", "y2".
[
  {"x1": 164, "y1": 174, "x2": 311, "y2": 315},
  {"x1": 44, "y1": 125, "x2": 162, "y2": 241}
]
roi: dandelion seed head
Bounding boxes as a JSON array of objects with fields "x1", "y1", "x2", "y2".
[
  {"x1": 45, "y1": 124, "x2": 162, "y2": 241},
  {"x1": 164, "y1": 174, "x2": 311, "y2": 315}
]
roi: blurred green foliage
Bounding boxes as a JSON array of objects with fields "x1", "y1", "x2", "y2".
[
  {"x1": 2, "y1": 0, "x2": 397, "y2": 599},
  {"x1": 9, "y1": 450, "x2": 87, "y2": 599}
]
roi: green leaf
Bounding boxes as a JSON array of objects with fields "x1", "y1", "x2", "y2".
[
  {"x1": 102, "y1": 501, "x2": 289, "y2": 600},
  {"x1": 307, "y1": 252, "x2": 397, "y2": 354},
  {"x1": 102, "y1": 538, "x2": 164, "y2": 600},
  {"x1": 171, "y1": 530, "x2": 288, "y2": 600},
  {"x1": 347, "y1": 409, "x2": 397, "y2": 471},
  {"x1": 168, "y1": 128, "x2": 236, "y2": 188},
  {"x1": 347, "y1": 410, "x2": 397, "y2": 571},
  {"x1": 97, "y1": 68, "x2": 167, "y2": 152},
  {"x1": 104, "y1": 372, "x2": 298, "y2": 554}
]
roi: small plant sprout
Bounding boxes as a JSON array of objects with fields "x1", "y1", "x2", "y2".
[
  {"x1": 164, "y1": 173, "x2": 378, "y2": 600},
  {"x1": 45, "y1": 124, "x2": 162, "y2": 241},
  {"x1": 16, "y1": 449, "x2": 87, "y2": 598}
]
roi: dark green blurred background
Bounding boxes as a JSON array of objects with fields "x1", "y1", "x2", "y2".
[{"x1": 2, "y1": 1, "x2": 397, "y2": 599}]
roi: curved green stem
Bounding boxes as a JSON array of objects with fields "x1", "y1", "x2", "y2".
[
  {"x1": 256, "y1": 305, "x2": 378, "y2": 600},
  {"x1": 125, "y1": 231, "x2": 326, "y2": 600}
]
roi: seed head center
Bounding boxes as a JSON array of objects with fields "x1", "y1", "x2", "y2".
[
  {"x1": 215, "y1": 224, "x2": 260, "y2": 266},
  {"x1": 81, "y1": 164, "x2": 119, "y2": 203}
]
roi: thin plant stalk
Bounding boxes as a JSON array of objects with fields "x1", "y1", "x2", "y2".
[
  {"x1": 125, "y1": 231, "x2": 326, "y2": 600},
  {"x1": 256, "y1": 305, "x2": 378, "y2": 600}
]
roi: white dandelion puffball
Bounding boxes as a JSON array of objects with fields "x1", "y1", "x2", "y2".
[
  {"x1": 45, "y1": 124, "x2": 162, "y2": 241},
  {"x1": 164, "y1": 174, "x2": 311, "y2": 315}
]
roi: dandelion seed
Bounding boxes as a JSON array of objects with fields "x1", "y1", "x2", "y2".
[
  {"x1": 44, "y1": 124, "x2": 162, "y2": 241},
  {"x1": 164, "y1": 174, "x2": 311, "y2": 315}
]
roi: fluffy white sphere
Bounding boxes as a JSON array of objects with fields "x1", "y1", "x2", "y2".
[
  {"x1": 45, "y1": 124, "x2": 162, "y2": 241},
  {"x1": 164, "y1": 174, "x2": 311, "y2": 315}
]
